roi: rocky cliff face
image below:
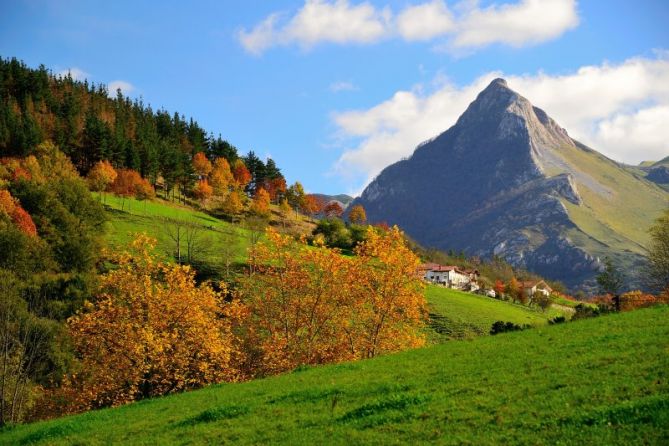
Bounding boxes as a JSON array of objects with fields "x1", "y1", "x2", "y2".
[{"x1": 353, "y1": 79, "x2": 667, "y2": 290}]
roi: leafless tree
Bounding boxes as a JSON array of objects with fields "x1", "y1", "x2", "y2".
[
  {"x1": 219, "y1": 228, "x2": 240, "y2": 279},
  {"x1": 0, "y1": 272, "x2": 52, "y2": 425}
]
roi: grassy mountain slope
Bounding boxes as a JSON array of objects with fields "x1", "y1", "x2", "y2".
[
  {"x1": 101, "y1": 194, "x2": 251, "y2": 264},
  {"x1": 99, "y1": 194, "x2": 316, "y2": 269},
  {"x1": 425, "y1": 286, "x2": 562, "y2": 341},
  {"x1": 554, "y1": 143, "x2": 667, "y2": 258},
  {"x1": 3, "y1": 307, "x2": 667, "y2": 445}
]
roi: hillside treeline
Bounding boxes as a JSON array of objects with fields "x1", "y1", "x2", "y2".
[{"x1": 0, "y1": 57, "x2": 284, "y2": 198}]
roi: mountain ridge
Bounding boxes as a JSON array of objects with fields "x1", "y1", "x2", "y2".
[{"x1": 353, "y1": 79, "x2": 668, "y2": 290}]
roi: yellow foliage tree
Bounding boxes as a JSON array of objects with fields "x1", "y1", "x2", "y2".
[
  {"x1": 210, "y1": 158, "x2": 233, "y2": 195},
  {"x1": 348, "y1": 204, "x2": 367, "y2": 224},
  {"x1": 250, "y1": 187, "x2": 271, "y2": 217},
  {"x1": 352, "y1": 226, "x2": 427, "y2": 358},
  {"x1": 56, "y1": 235, "x2": 244, "y2": 412},
  {"x1": 222, "y1": 189, "x2": 244, "y2": 222},
  {"x1": 240, "y1": 226, "x2": 426, "y2": 375},
  {"x1": 86, "y1": 160, "x2": 117, "y2": 196}
]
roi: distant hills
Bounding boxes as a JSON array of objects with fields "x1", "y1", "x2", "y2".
[
  {"x1": 351, "y1": 79, "x2": 668, "y2": 291},
  {"x1": 313, "y1": 193, "x2": 354, "y2": 208},
  {"x1": 632, "y1": 157, "x2": 669, "y2": 192}
]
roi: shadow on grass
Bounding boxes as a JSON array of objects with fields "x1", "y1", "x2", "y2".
[
  {"x1": 175, "y1": 405, "x2": 251, "y2": 428},
  {"x1": 16, "y1": 422, "x2": 79, "y2": 445}
]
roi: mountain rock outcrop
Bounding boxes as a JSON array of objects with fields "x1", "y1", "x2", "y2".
[{"x1": 353, "y1": 79, "x2": 668, "y2": 290}]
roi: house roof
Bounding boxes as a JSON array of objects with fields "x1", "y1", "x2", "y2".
[
  {"x1": 420, "y1": 264, "x2": 473, "y2": 275},
  {"x1": 522, "y1": 280, "x2": 552, "y2": 291}
]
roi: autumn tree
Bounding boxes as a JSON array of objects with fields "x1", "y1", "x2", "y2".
[
  {"x1": 493, "y1": 280, "x2": 506, "y2": 298},
  {"x1": 619, "y1": 290, "x2": 658, "y2": 311},
  {"x1": 0, "y1": 189, "x2": 37, "y2": 237},
  {"x1": 192, "y1": 152, "x2": 212, "y2": 179},
  {"x1": 193, "y1": 179, "x2": 213, "y2": 207},
  {"x1": 302, "y1": 194, "x2": 325, "y2": 220},
  {"x1": 86, "y1": 160, "x2": 117, "y2": 203},
  {"x1": 240, "y1": 229, "x2": 357, "y2": 374},
  {"x1": 109, "y1": 169, "x2": 154, "y2": 210},
  {"x1": 240, "y1": 226, "x2": 426, "y2": 375},
  {"x1": 222, "y1": 189, "x2": 244, "y2": 223},
  {"x1": 286, "y1": 181, "x2": 305, "y2": 216},
  {"x1": 324, "y1": 201, "x2": 344, "y2": 218},
  {"x1": 279, "y1": 198, "x2": 291, "y2": 219},
  {"x1": 250, "y1": 187, "x2": 271, "y2": 217},
  {"x1": 210, "y1": 157, "x2": 233, "y2": 195},
  {"x1": 53, "y1": 235, "x2": 243, "y2": 413},
  {"x1": 264, "y1": 177, "x2": 287, "y2": 203},
  {"x1": 507, "y1": 277, "x2": 521, "y2": 303},
  {"x1": 348, "y1": 204, "x2": 367, "y2": 224},
  {"x1": 352, "y1": 226, "x2": 427, "y2": 358},
  {"x1": 232, "y1": 159, "x2": 251, "y2": 189}
]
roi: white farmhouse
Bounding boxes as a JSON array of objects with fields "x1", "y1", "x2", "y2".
[
  {"x1": 522, "y1": 280, "x2": 552, "y2": 298},
  {"x1": 420, "y1": 264, "x2": 479, "y2": 290}
]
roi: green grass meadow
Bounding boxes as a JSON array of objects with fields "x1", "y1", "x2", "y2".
[
  {"x1": 425, "y1": 285, "x2": 563, "y2": 341},
  {"x1": 2, "y1": 306, "x2": 667, "y2": 445},
  {"x1": 98, "y1": 193, "x2": 252, "y2": 266}
]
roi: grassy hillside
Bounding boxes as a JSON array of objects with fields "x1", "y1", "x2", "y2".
[
  {"x1": 556, "y1": 143, "x2": 667, "y2": 257},
  {"x1": 425, "y1": 286, "x2": 562, "y2": 341},
  {"x1": 2, "y1": 306, "x2": 667, "y2": 445},
  {"x1": 99, "y1": 194, "x2": 315, "y2": 270}
]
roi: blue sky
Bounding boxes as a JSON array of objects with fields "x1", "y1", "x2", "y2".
[{"x1": 1, "y1": 1, "x2": 668, "y2": 195}]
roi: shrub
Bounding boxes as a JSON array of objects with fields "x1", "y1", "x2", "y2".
[{"x1": 490, "y1": 321, "x2": 528, "y2": 335}]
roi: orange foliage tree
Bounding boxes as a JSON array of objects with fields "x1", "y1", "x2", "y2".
[
  {"x1": 302, "y1": 194, "x2": 325, "y2": 219},
  {"x1": 240, "y1": 226, "x2": 426, "y2": 375},
  {"x1": 494, "y1": 280, "x2": 506, "y2": 297},
  {"x1": 110, "y1": 169, "x2": 142, "y2": 196},
  {"x1": 507, "y1": 277, "x2": 521, "y2": 303},
  {"x1": 109, "y1": 169, "x2": 154, "y2": 206},
  {"x1": 192, "y1": 152, "x2": 212, "y2": 178},
  {"x1": 232, "y1": 159, "x2": 251, "y2": 189},
  {"x1": 619, "y1": 290, "x2": 659, "y2": 311},
  {"x1": 10, "y1": 206, "x2": 37, "y2": 237},
  {"x1": 324, "y1": 201, "x2": 344, "y2": 218},
  {"x1": 193, "y1": 179, "x2": 213, "y2": 204},
  {"x1": 250, "y1": 187, "x2": 271, "y2": 217},
  {"x1": 52, "y1": 235, "x2": 244, "y2": 413},
  {"x1": 0, "y1": 189, "x2": 37, "y2": 237},
  {"x1": 348, "y1": 204, "x2": 367, "y2": 224},
  {"x1": 264, "y1": 177, "x2": 287, "y2": 203}
]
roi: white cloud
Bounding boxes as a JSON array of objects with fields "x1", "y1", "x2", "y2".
[
  {"x1": 238, "y1": 0, "x2": 391, "y2": 55},
  {"x1": 397, "y1": 0, "x2": 454, "y2": 42},
  {"x1": 237, "y1": 13, "x2": 283, "y2": 56},
  {"x1": 594, "y1": 106, "x2": 669, "y2": 163},
  {"x1": 329, "y1": 81, "x2": 359, "y2": 92},
  {"x1": 238, "y1": 0, "x2": 578, "y2": 54},
  {"x1": 107, "y1": 80, "x2": 135, "y2": 96},
  {"x1": 332, "y1": 55, "x2": 669, "y2": 190},
  {"x1": 450, "y1": 0, "x2": 579, "y2": 49},
  {"x1": 57, "y1": 67, "x2": 90, "y2": 81}
]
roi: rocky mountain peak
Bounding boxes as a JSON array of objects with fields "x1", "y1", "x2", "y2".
[{"x1": 353, "y1": 79, "x2": 668, "y2": 290}]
